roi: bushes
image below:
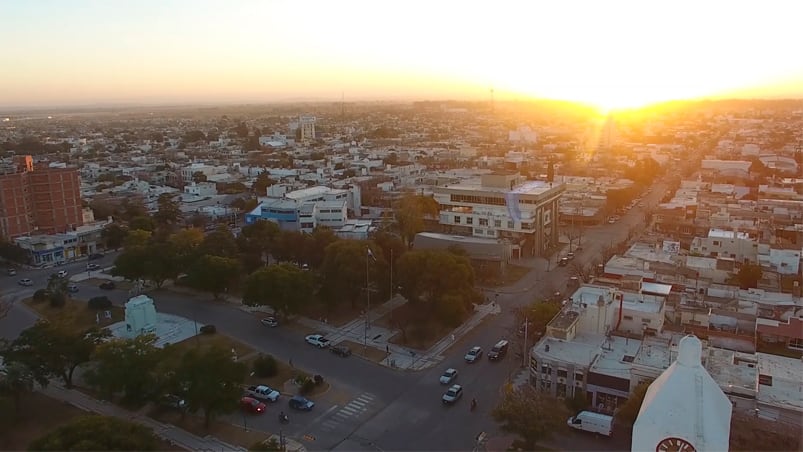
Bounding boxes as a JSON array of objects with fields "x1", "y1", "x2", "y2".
[
  {"x1": 33, "y1": 289, "x2": 50, "y2": 303},
  {"x1": 252, "y1": 354, "x2": 278, "y2": 378},
  {"x1": 88, "y1": 296, "x2": 112, "y2": 310},
  {"x1": 296, "y1": 374, "x2": 324, "y2": 395}
]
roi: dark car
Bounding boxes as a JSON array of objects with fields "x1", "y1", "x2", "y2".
[
  {"x1": 87, "y1": 263, "x2": 101, "y2": 271},
  {"x1": 260, "y1": 317, "x2": 279, "y2": 327},
  {"x1": 200, "y1": 324, "x2": 217, "y2": 335},
  {"x1": 488, "y1": 340, "x2": 509, "y2": 361},
  {"x1": 88, "y1": 253, "x2": 104, "y2": 261},
  {"x1": 99, "y1": 281, "x2": 116, "y2": 290},
  {"x1": 330, "y1": 345, "x2": 352, "y2": 357},
  {"x1": 288, "y1": 395, "x2": 314, "y2": 411},
  {"x1": 68, "y1": 284, "x2": 79, "y2": 293}
]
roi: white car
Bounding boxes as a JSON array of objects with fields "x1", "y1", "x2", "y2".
[
  {"x1": 439, "y1": 368, "x2": 458, "y2": 385},
  {"x1": 442, "y1": 384, "x2": 463, "y2": 404},
  {"x1": 245, "y1": 384, "x2": 281, "y2": 402},
  {"x1": 18, "y1": 278, "x2": 33, "y2": 286},
  {"x1": 56, "y1": 270, "x2": 68, "y2": 278},
  {"x1": 305, "y1": 334, "x2": 330, "y2": 348},
  {"x1": 260, "y1": 317, "x2": 279, "y2": 327},
  {"x1": 464, "y1": 346, "x2": 483, "y2": 363}
]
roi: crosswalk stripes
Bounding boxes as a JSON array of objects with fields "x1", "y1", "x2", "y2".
[{"x1": 319, "y1": 392, "x2": 377, "y2": 432}]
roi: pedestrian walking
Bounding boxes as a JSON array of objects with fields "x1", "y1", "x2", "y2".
[
  {"x1": 386, "y1": 345, "x2": 389, "y2": 353},
  {"x1": 289, "y1": 358, "x2": 294, "y2": 368}
]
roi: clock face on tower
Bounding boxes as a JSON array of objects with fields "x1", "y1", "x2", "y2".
[{"x1": 656, "y1": 437, "x2": 696, "y2": 452}]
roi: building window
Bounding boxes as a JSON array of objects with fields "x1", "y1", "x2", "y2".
[
  {"x1": 494, "y1": 219, "x2": 501, "y2": 227},
  {"x1": 642, "y1": 319, "x2": 652, "y2": 324},
  {"x1": 542, "y1": 365, "x2": 551, "y2": 375},
  {"x1": 454, "y1": 216, "x2": 461, "y2": 224},
  {"x1": 466, "y1": 217, "x2": 473, "y2": 225},
  {"x1": 623, "y1": 315, "x2": 633, "y2": 321},
  {"x1": 479, "y1": 218, "x2": 488, "y2": 226},
  {"x1": 789, "y1": 337, "x2": 803, "y2": 350},
  {"x1": 574, "y1": 372, "x2": 584, "y2": 382},
  {"x1": 557, "y1": 369, "x2": 568, "y2": 378},
  {"x1": 508, "y1": 221, "x2": 514, "y2": 229},
  {"x1": 540, "y1": 379, "x2": 551, "y2": 391}
]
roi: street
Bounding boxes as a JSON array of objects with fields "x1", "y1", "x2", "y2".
[{"x1": 0, "y1": 186, "x2": 664, "y2": 450}]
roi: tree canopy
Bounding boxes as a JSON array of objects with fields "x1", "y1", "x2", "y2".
[
  {"x1": 243, "y1": 263, "x2": 314, "y2": 318},
  {"x1": 492, "y1": 385, "x2": 569, "y2": 450},
  {"x1": 28, "y1": 415, "x2": 160, "y2": 451},
  {"x1": 84, "y1": 334, "x2": 163, "y2": 404},
  {"x1": 394, "y1": 194, "x2": 439, "y2": 245}
]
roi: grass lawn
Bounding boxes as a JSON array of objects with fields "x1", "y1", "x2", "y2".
[
  {"x1": 339, "y1": 340, "x2": 388, "y2": 363},
  {"x1": 169, "y1": 331, "x2": 256, "y2": 359},
  {"x1": 149, "y1": 408, "x2": 269, "y2": 449},
  {"x1": 23, "y1": 297, "x2": 125, "y2": 333},
  {"x1": 0, "y1": 393, "x2": 180, "y2": 451}
]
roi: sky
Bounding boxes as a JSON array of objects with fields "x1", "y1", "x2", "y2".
[{"x1": 1, "y1": 0, "x2": 802, "y2": 110}]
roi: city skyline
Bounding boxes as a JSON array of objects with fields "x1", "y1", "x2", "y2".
[{"x1": 2, "y1": 0, "x2": 802, "y2": 110}]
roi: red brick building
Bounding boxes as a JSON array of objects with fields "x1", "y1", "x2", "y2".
[{"x1": 0, "y1": 156, "x2": 83, "y2": 238}]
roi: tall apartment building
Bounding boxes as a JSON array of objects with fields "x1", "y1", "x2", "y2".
[
  {"x1": 299, "y1": 115, "x2": 316, "y2": 142},
  {"x1": 0, "y1": 155, "x2": 83, "y2": 238}
]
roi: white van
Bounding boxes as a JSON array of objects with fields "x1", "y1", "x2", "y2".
[{"x1": 567, "y1": 411, "x2": 613, "y2": 436}]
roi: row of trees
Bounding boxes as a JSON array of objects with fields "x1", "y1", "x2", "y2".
[{"x1": 0, "y1": 321, "x2": 247, "y2": 429}]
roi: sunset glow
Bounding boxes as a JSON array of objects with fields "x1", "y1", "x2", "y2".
[{"x1": 1, "y1": 0, "x2": 801, "y2": 108}]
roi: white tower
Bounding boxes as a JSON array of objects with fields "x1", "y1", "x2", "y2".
[
  {"x1": 632, "y1": 335, "x2": 732, "y2": 452},
  {"x1": 299, "y1": 115, "x2": 316, "y2": 142}
]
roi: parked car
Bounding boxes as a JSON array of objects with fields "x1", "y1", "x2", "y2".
[
  {"x1": 288, "y1": 395, "x2": 314, "y2": 411},
  {"x1": 559, "y1": 257, "x2": 569, "y2": 266},
  {"x1": 86, "y1": 263, "x2": 101, "y2": 271},
  {"x1": 244, "y1": 385, "x2": 280, "y2": 402},
  {"x1": 240, "y1": 396, "x2": 267, "y2": 414},
  {"x1": 305, "y1": 334, "x2": 330, "y2": 348},
  {"x1": 260, "y1": 317, "x2": 279, "y2": 327},
  {"x1": 330, "y1": 345, "x2": 352, "y2": 357},
  {"x1": 488, "y1": 340, "x2": 509, "y2": 361},
  {"x1": 18, "y1": 278, "x2": 33, "y2": 286},
  {"x1": 7, "y1": 268, "x2": 16, "y2": 276},
  {"x1": 55, "y1": 270, "x2": 68, "y2": 278},
  {"x1": 442, "y1": 384, "x2": 463, "y2": 404},
  {"x1": 99, "y1": 281, "x2": 116, "y2": 290},
  {"x1": 67, "y1": 284, "x2": 79, "y2": 293},
  {"x1": 464, "y1": 346, "x2": 483, "y2": 363},
  {"x1": 159, "y1": 394, "x2": 187, "y2": 410},
  {"x1": 439, "y1": 368, "x2": 458, "y2": 385},
  {"x1": 567, "y1": 411, "x2": 614, "y2": 436}
]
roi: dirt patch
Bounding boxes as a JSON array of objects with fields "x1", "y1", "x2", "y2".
[
  {"x1": 150, "y1": 409, "x2": 269, "y2": 449},
  {"x1": 339, "y1": 340, "x2": 389, "y2": 363},
  {"x1": 0, "y1": 393, "x2": 179, "y2": 451},
  {"x1": 23, "y1": 297, "x2": 125, "y2": 333}
]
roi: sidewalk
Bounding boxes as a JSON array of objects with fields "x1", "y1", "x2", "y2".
[{"x1": 39, "y1": 383, "x2": 247, "y2": 452}]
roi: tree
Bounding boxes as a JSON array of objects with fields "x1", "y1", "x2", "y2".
[
  {"x1": 492, "y1": 385, "x2": 569, "y2": 449},
  {"x1": 123, "y1": 229, "x2": 152, "y2": 248},
  {"x1": 252, "y1": 172, "x2": 274, "y2": 196},
  {"x1": 46, "y1": 273, "x2": 69, "y2": 306},
  {"x1": 396, "y1": 249, "x2": 479, "y2": 318},
  {"x1": 302, "y1": 227, "x2": 338, "y2": 269},
  {"x1": 237, "y1": 220, "x2": 280, "y2": 271},
  {"x1": 169, "y1": 228, "x2": 205, "y2": 269},
  {"x1": 153, "y1": 193, "x2": 182, "y2": 231},
  {"x1": 517, "y1": 301, "x2": 561, "y2": 337},
  {"x1": 28, "y1": 415, "x2": 160, "y2": 451},
  {"x1": 187, "y1": 255, "x2": 241, "y2": 299},
  {"x1": 0, "y1": 361, "x2": 35, "y2": 416},
  {"x1": 85, "y1": 334, "x2": 163, "y2": 404},
  {"x1": 111, "y1": 247, "x2": 148, "y2": 282},
  {"x1": 319, "y1": 240, "x2": 377, "y2": 310},
  {"x1": 615, "y1": 381, "x2": 651, "y2": 427},
  {"x1": 191, "y1": 171, "x2": 207, "y2": 183},
  {"x1": 271, "y1": 230, "x2": 307, "y2": 264},
  {"x1": 735, "y1": 263, "x2": 763, "y2": 289},
  {"x1": 243, "y1": 264, "x2": 314, "y2": 318},
  {"x1": 0, "y1": 239, "x2": 30, "y2": 264},
  {"x1": 101, "y1": 224, "x2": 128, "y2": 250},
  {"x1": 129, "y1": 216, "x2": 156, "y2": 232},
  {"x1": 3, "y1": 320, "x2": 108, "y2": 388},
  {"x1": 120, "y1": 198, "x2": 148, "y2": 223},
  {"x1": 199, "y1": 226, "x2": 239, "y2": 259},
  {"x1": 175, "y1": 346, "x2": 247, "y2": 429},
  {"x1": 395, "y1": 194, "x2": 439, "y2": 246}
]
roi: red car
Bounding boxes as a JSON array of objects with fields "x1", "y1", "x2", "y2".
[{"x1": 240, "y1": 396, "x2": 266, "y2": 414}]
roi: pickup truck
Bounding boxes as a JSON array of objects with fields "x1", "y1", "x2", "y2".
[{"x1": 244, "y1": 385, "x2": 280, "y2": 402}]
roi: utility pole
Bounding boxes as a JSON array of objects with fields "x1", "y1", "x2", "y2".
[
  {"x1": 522, "y1": 315, "x2": 529, "y2": 369},
  {"x1": 389, "y1": 248, "x2": 394, "y2": 326}
]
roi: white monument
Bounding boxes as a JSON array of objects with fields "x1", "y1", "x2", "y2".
[
  {"x1": 631, "y1": 335, "x2": 732, "y2": 452},
  {"x1": 124, "y1": 295, "x2": 158, "y2": 338}
]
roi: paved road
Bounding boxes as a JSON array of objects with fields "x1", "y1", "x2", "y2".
[{"x1": 0, "y1": 183, "x2": 666, "y2": 450}]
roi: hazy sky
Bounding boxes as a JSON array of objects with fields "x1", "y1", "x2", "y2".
[{"x1": 2, "y1": 0, "x2": 802, "y2": 109}]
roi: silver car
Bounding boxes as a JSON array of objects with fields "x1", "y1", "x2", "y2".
[
  {"x1": 439, "y1": 368, "x2": 458, "y2": 385},
  {"x1": 464, "y1": 346, "x2": 483, "y2": 363},
  {"x1": 442, "y1": 384, "x2": 463, "y2": 404}
]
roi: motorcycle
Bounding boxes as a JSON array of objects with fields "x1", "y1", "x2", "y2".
[
  {"x1": 279, "y1": 412, "x2": 289, "y2": 424},
  {"x1": 470, "y1": 399, "x2": 477, "y2": 412}
]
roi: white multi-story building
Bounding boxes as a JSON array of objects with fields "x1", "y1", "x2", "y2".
[
  {"x1": 690, "y1": 228, "x2": 758, "y2": 264},
  {"x1": 298, "y1": 115, "x2": 316, "y2": 142},
  {"x1": 183, "y1": 182, "x2": 218, "y2": 197},
  {"x1": 432, "y1": 173, "x2": 564, "y2": 257}
]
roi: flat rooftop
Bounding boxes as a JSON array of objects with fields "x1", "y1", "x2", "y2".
[
  {"x1": 443, "y1": 180, "x2": 560, "y2": 196},
  {"x1": 756, "y1": 352, "x2": 803, "y2": 412},
  {"x1": 591, "y1": 335, "x2": 643, "y2": 380},
  {"x1": 532, "y1": 333, "x2": 607, "y2": 367},
  {"x1": 708, "y1": 228, "x2": 750, "y2": 240}
]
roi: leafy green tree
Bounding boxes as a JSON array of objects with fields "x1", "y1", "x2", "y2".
[
  {"x1": 101, "y1": 224, "x2": 128, "y2": 250},
  {"x1": 144, "y1": 243, "x2": 179, "y2": 288},
  {"x1": 28, "y1": 415, "x2": 160, "y2": 451},
  {"x1": 85, "y1": 334, "x2": 163, "y2": 404},
  {"x1": 199, "y1": 226, "x2": 239, "y2": 259},
  {"x1": 123, "y1": 229, "x2": 152, "y2": 248},
  {"x1": 735, "y1": 263, "x2": 763, "y2": 289},
  {"x1": 237, "y1": 220, "x2": 280, "y2": 272},
  {"x1": 395, "y1": 194, "x2": 439, "y2": 245},
  {"x1": 517, "y1": 301, "x2": 562, "y2": 337},
  {"x1": 243, "y1": 264, "x2": 314, "y2": 318},
  {"x1": 492, "y1": 385, "x2": 569, "y2": 450},
  {"x1": 120, "y1": 198, "x2": 148, "y2": 223},
  {"x1": 302, "y1": 227, "x2": 339, "y2": 269},
  {"x1": 319, "y1": 240, "x2": 380, "y2": 310},
  {"x1": 0, "y1": 361, "x2": 35, "y2": 416},
  {"x1": 271, "y1": 230, "x2": 307, "y2": 264},
  {"x1": 128, "y1": 215, "x2": 155, "y2": 232},
  {"x1": 187, "y1": 255, "x2": 241, "y2": 299},
  {"x1": 169, "y1": 228, "x2": 205, "y2": 269},
  {"x1": 176, "y1": 346, "x2": 247, "y2": 429},
  {"x1": 616, "y1": 381, "x2": 651, "y2": 427},
  {"x1": 153, "y1": 193, "x2": 182, "y2": 229},
  {"x1": 46, "y1": 274, "x2": 69, "y2": 306},
  {"x1": 3, "y1": 320, "x2": 109, "y2": 388},
  {"x1": 111, "y1": 247, "x2": 148, "y2": 282},
  {"x1": 396, "y1": 249, "x2": 477, "y2": 306}
]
